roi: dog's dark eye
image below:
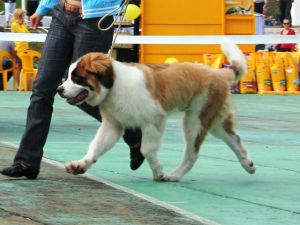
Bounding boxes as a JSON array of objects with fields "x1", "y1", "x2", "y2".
[
  {"x1": 71, "y1": 70, "x2": 84, "y2": 84},
  {"x1": 71, "y1": 70, "x2": 94, "y2": 90}
]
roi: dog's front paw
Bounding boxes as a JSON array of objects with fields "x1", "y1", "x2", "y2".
[
  {"x1": 248, "y1": 161, "x2": 257, "y2": 174},
  {"x1": 153, "y1": 174, "x2": 164, "y2": 181},
  {"x1": 152, "y1": 170, "x2": 164, "y2": 181},
  {"x1": 162, "y1": 173, "x2": 181, "y2": 182},
  {"x1": 243, "y1": 160, "x2": 257, "y2": 174},
  {"x1": 65, "y1": 161, "x2": 87, "y2": 175}
]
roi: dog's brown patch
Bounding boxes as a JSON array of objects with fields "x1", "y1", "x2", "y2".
[
  {"x1": 222, "y1": 113, "x2": 235, "y2": 135},
  {"x1": 131, "y1": 63, "x2": 225, "y2": 112},
  {"x1": 194, "y1": 129, "x2": 208, "y2": 154},
  {"x1": 133, "y1": 63, "x2": 233, "y2": 119},
  {"x1": 77, "y1": 53, "x2": 115, "y2": 92}
]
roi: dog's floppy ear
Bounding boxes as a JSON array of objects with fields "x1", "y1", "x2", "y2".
[{"x1": 82, "y1": 53, "x2": 114, "y2": 89}]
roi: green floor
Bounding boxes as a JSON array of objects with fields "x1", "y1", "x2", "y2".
[{"x1": 0, "y1": 91, "x2": 299, "y2": 225}]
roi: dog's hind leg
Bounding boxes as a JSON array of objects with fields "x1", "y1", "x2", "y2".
[
  {"x1": 163, "y1": 111, "x2": 206, "y2": 182},
  {"x1": 141, "y1": 120, "x2": 166, "y2": 181},
  {"x1": 65, "y1": 120, "x2": 124, "y2": 175},
  {"x1": 210, "y1": 113, "x2": 256, "y2": 174}
]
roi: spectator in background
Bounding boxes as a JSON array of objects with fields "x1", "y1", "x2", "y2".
[
  {"x1": 0, "y1": 25, "x2": 16, "y2": 90},
  {"x1": 254, "y1": 0, "x2": 268, "y2": 51},
  {"x1": 254, "y1": 0, "x2": 267, "y2": 14},
  {"x1": 27, "y1": 0, "x2": 39, "y2": 24},
  {"x1": 3, "y1": 0, "x2": 16, "y2": 28},
  {"x1": 273, "y1": 18, "x2": 296, "y2": 52},
  {"x1": 11, "y1": 8, "x2": 30, "y2": 88},
  {"x1": 277, "y1": 0, "x2": 294, "y2": 26}
]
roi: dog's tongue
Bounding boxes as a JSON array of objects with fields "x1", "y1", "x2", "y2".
[{"x1": 66, "y1": 90, "x2": 88, "y2": 105}]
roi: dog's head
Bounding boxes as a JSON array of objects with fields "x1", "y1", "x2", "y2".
[{"x1": 57, "y1": 53, "x2": 114, "y2": 106}]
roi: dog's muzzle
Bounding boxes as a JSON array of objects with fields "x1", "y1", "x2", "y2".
[
  {"x1": 57, "y1": 86, "x2": 65, "y2": 98},
  {"x1": 57, "y1": 86, "x2": 89, "y2": 105}
]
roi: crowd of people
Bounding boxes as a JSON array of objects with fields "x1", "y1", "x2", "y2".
[
  {"x1": 1, "y1": 8, "x2": 30, "y2": 90},
  {"x1": 254, "y1": 0, "x2": 294, "y2": 27},
  {"x1": 1, "y1": 0, "x2": 39, "y2": 90},
  {"x1": 4, "y1": 0, "x2": 38, "y2": 28}
]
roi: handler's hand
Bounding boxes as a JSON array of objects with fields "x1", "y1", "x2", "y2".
[{"x1": 30, "y1": 13, "x2": 43, "y2": 30}]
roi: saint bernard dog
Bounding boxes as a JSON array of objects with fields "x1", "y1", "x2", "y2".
[{"x1": 57, "y1": 39, "x2": 256, "y2": 182}]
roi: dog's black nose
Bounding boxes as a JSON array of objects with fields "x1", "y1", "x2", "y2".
[{"x1": 57, "y1": 86, "x2": 64, "y2": 95}]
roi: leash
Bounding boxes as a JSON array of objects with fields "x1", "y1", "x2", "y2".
[{"x1": 97, "y1": 0, "x2": 130, "y2": 57}]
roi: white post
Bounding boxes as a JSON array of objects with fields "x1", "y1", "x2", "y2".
[
  {"x1": 22, "y1": 0, "x2": 26, "y2": 11},
  {"x1": 291, "y1": 1, "x2": 300, "y2": 26}
]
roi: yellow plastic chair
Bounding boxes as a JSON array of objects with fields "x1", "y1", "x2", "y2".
[
  {"x1": 17, "y1": 50, "x2": 41, "y2": 91},
  {"x1": 0, "y1": 50, "x2": 17, "y2": 91}
]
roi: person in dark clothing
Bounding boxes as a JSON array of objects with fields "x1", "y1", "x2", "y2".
[
  {"x1": 278, "y1": 0, "x2": 294, "y2": 26},
  {"x1": 254, "y1": 0, "x2": 267, "y2": 14},
  {"x1": 0, "y1": 0, "x2": 144, "y2": 179},
  {"x1": 27, "y1": 0, "x2": 39, "y2": 22}
]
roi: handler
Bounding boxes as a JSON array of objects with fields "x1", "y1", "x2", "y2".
[{"x1": 1, "y1": 0, "x2": 144, "y2": 179}]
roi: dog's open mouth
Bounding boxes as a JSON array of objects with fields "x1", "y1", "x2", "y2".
[{"x1": 66, "y1": 90, "x2": 88, "y2": 105}]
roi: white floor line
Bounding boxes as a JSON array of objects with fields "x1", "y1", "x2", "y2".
[{"x1": 1, "y1": 141, "x2": 219, "y2": 225}]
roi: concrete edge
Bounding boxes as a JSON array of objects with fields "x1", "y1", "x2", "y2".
[{"x1": 1, "y1": 141, "x2": 219, "y2": 225}]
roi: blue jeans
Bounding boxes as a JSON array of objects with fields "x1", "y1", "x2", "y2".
[{"x1": 14, "y1": 4, "x2": 141, "y2": 171}]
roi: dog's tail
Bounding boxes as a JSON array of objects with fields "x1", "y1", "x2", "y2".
[{"x1": 221, "y1": 38, "x2": 247, "y2": 82}]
